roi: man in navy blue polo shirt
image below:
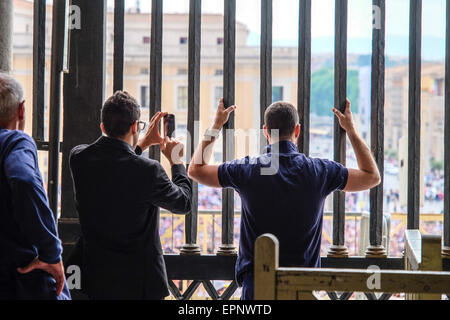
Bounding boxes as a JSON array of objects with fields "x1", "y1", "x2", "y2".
[
  {"x1": 0, "y1": 73, "x2": 70, "y2": 300},
  {"x1": 189, "y1": 98, "x2": 381, "y2": 300}
]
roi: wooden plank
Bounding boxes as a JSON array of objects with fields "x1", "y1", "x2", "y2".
[
  {"x1": 418, "y1": 235, "x2": 442, "y2": 300},
  {"x1": 149, "y1": 0, "x2": 163, "y2": 162},
  {"x1": 255, "y1": 234, "x2": 279, "y2": 300},
  {"x1": 113, "y1": 0, "x2": 125, "y2": 92},
  {"x1": 367, "y1": 0, "x2": 386, "y2": 257},
  {"x1": 32, "y1": 0, "x2": 46, "y2": 142},
  {"x1": 277, "y1": 268, "x2": 450, "y2": 294},
  {"x1": 405, "y1": 230, "x2": 422, "y2": 270},
  {"x1": 408, "y1": 0, "x2": 422, "y2": 230},
  {"x1": 297, "y1": 0, "x2": 311, "y2": 156}
]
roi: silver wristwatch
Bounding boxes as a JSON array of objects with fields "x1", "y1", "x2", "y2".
[{"x1": 204, "y1": 128, "x2": 221, "y2": 140}]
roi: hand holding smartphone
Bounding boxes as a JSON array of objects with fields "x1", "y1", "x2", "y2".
[{"x1": 163, "y1": 114, "x2": 176, "y2": 138}]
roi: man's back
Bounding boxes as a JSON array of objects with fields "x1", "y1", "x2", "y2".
[
  {"x1": 0, "y1": 128, "x2": 69, "y2": 299},
  {"x1": 69, "y1": 136, "x2": 192, "y2": 299},
  {"x1": 218, "y1": 141, "x2": 348, "y2": 281}
]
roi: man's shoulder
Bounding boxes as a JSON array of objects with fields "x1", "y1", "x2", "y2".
[{"x1": 0, "y1": 130, "x2": 36, "y2": 154}]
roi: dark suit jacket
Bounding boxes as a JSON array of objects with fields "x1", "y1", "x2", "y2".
[{"x1": 69, "y1": 136, "x2": 192, "y2": 299}]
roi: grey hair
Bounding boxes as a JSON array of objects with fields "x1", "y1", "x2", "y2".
[{"x1": 0, "y1": 73, "x2": 25, "y2": 121}]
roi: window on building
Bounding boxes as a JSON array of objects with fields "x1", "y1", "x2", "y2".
[
  {"x1": 272, "y1": 86, "x2": 284, "y2": 102},
  {"x1": 177, "y1": 68, "x2": 188, "y2": 75},
  {"x1": 217, "y1": 37, "x2": 224, "y2": 45},
  {"x1": 140, "y1": 68, "x2": 149, "y2": 75},
  {"x1": 177, "y1": 86, "x2": 188, "y2": 110},
  {"x1": 180, "y1": 37, "x2": 188, "y2": 45},
  {"x1": 141, "y1": 85, "x2": 149, "y2": 108},
  {"x1": 143, "y1": 36, "x2": 151, "y2": 44},
  {"x1": 215, "y1": 69, "x2": 223, "y2": 76}
]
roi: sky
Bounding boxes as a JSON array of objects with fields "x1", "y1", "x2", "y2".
[{"x1": 110, "y1": 0, "x2": 447, "y2": 40}]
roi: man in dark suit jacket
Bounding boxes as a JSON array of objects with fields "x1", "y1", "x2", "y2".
[{"x1": 69, "y1": 91, "x2": 192, "y2": 300}]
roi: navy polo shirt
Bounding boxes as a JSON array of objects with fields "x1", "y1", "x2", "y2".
[{"x1": 218, "y1": 140, "x2": 348, "y2": 284}]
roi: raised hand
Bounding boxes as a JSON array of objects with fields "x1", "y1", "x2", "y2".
[
  {"x1": 138, "y1": 111, "x2": 168, "y2": 151},
  {"x1": 212, "y1": 98, "x2": 237, "y2": 130},
  {"x1": 332, "y1": 98, "x2": 356, "y2": 133}
]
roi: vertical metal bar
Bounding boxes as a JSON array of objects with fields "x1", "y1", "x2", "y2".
[
  {"x1": 408, "y1": 0, "x2": 422, "y2": 230},
  {"x1": 443, "y1": 0, "x2": 450, "y2": 258},
  {"x1": 0, "y1": 0, "x2": 13, "y2": 73},
  {"x1": 61, "y1": 0, "x2": 106, "y2": 220},
  {"x1": 181, "y1": 0, "x2": 201, "y2": 255},
  {"x1": 297, "y1": 0, "x2": 311, "y2": 156},
  {"x1": 149, "y1": 0, "x2": 163, "y2": 162},
  {"x1": 48, "y1": 0, "x2": 67, "y2": 218},
  {"x1": 260, "y1": 0, "x2": 272, "y2": 153},
  {"x1": 33, "y1": 0, "x2": 46, "y2": 142},
  {"x1": 328, "y1": 0, "x2": 349, "y2": 258},
  {"x1": 113, "y1": 0, "x2": 125, "y2": 92},
  {"x1": 217, "y1": 0, "x2": 237, "y2": 256},
  {"x1": 366, "y1": 0, "x2": 387, "y2": 258}
]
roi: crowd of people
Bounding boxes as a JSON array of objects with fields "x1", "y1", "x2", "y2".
[{"x1": 159, "y1": 185, "x2": 445, "y2": 258}]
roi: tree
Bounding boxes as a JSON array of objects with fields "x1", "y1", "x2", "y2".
[{"x1": 310, "y1": 68, "x2": 359, "y2": 116}]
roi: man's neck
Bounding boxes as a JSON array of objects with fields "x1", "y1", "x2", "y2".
[
  {"x1": 269, "y1": 138, "x2": 296, "y2": 145},
  {"x1": 0, "y1": 121, "x2": 16, "y2": 130},
  {"x1": 107, "y1": 134, "x2": 134, "y2": 148}
]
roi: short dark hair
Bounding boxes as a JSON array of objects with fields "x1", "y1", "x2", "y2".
[
  {"x1": 264, "y1": 101, "x2": 299, "y2": 138},
  {"x1": 101, "y1": 91, "x2": 141, "y2": 138}
]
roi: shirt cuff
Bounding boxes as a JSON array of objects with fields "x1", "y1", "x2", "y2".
[{"x1": 38, "y1": 254, "x2": 62, "y2": 265}]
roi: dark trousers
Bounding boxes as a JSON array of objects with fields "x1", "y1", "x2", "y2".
[
  {"x1": 0, "y1": 269, "x2": 71, "y2": 300},
  {"x1": 241, "y1": 273, "x2": 254, "y2": 300}
]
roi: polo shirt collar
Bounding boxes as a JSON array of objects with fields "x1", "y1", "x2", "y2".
[{"x1": 266, "y1": 140, "x2": 299, "y2": 154}]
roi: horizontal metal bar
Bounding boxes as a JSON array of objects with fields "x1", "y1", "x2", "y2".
[{"x1": 36, "y1": 140, "x2": 63, "y2": 152}]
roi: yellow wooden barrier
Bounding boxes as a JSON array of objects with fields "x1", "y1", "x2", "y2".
[{"x1": 255, "y1": 232, "x2": 450, "y2": 300}]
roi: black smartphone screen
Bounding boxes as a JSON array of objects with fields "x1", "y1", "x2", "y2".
[{"x1": 164, "y1": 114, "x2": 176, "y2": 138}]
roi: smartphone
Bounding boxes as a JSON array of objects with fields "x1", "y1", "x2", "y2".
[{"x1": 164, "y1": 114, "x2": 176, "y2": 138}]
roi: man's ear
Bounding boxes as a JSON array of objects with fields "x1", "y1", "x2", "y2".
[
  {"x1": 18, "y1": 101, "x2": 25, "y2": 121},
  {"x1": 295, "y1": 124, "x2": 301, "y2": 139},
  {"x1": 263, "y1": 125, "x2": 270, "y2": 142},
  {"x1": 100, "y1": 123, "x2": 106, "y2": 135},
  {"x1": 131, "y1": 121, "x2": 138, "y2": 135}
]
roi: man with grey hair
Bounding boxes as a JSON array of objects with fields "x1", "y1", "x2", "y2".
[{"x1": 0, "y1": 73, "x2": 70, "y2": 300}]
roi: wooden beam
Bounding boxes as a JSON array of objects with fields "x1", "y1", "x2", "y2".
[
  {"x1": 277, "y1": 268, "x2": 450, "y2": 295},
  {"x1": 255, "y1": 234, "x2": 279, "y2": 300}
]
